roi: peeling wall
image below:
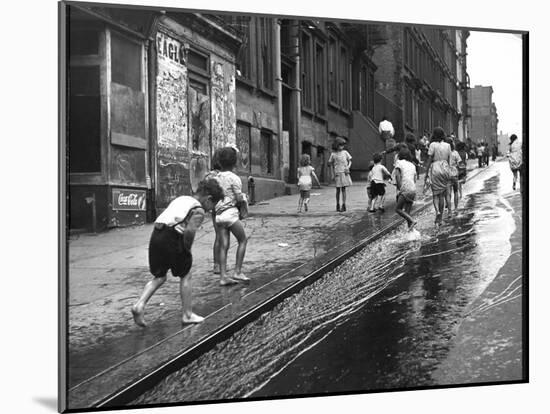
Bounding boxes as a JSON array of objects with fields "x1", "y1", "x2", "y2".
[
  {"x1": 156, "y1": 33, "x2": 191, "y2": 207},
  {"x1": 211, "y1": 57, "x2": 236, "y2": 149}
]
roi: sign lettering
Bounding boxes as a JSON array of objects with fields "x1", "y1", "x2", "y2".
[
  {"x1": 157, "y1": 33, "x2": 186, "y2": 66},
  {"x1": 112, "y1": 189, "x2": 146, "y2": 211}
]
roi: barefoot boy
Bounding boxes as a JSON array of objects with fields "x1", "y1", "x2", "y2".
[{"x1": 132, "y1": 178, "x2": 224, "y2": 327}]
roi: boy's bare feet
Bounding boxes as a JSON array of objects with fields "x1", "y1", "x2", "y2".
[
  {"x1": 131, "y1": 304, "x2": 146, "y2": 327},
  {"x1": 182, "y1": 312, "x2": 204, "y2": 324},
  {"x1": 232, "y1": 273, "x2": 250, "y2": 282},
  {"x1": 220, "y1": 277, "x2": 238, "y2": 286}
]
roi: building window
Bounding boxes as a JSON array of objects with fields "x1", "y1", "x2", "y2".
[
  {"x1": 405, "y1": 85, "x2": 413, "y2": 127},
  {"x1": 236, "y1": 122, "x2": 251, "y2": 172},
  {"x1": 111, "y1": 32, "x2": 141, "y2": 91},
  {"x1": 68, "y1": 65, "x2": 101, "y2": 173},
  {"x1": 340, "y1": 46, "x2": 350, "y2": 110},
  {"x1": 368, "y1": 71, "x2": 375, "y2": 120},
  {"x1": 314, "y1": 42, "x2": 326, "y2": 115},
  {"x1": 328, "y1": 36, "x2": 337, "y2": 104},
  {"x1": 235, "y1": 16, "x2": 253, "y2": 81},
  {"x1": 258, "y1": 17, "x2": 274, "y2": 91},
  {"x1": 301, "y1": 32, "x2": 312, "y2": 110},
  {"x1": 260, "y1": 130, "x2": 273, "y2": 174}
]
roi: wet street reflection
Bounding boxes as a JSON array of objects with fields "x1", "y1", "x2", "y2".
[{"x1": 134, "y1": 163, "x2": 519, "y2": 404}]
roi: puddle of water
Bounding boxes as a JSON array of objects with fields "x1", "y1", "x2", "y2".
[{"x1": 133, "y1": 164, "x2": 516, "y2": 404}]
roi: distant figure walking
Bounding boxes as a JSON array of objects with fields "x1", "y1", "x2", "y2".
[
  {"x1": 328, "y1": 137, "x2": 352, "y2": 212},
  {"x1": 131, "y1": 178, "x2": 224, "y2": 327},
  {"x1": 297, "y1": 154, "x2": 321, "y2": 213},
  {"x1": 378, "y1": 116, "x2": 395, "y2": 141},
  {"x1": 424, "y1": 127, "x2": 452, "y2": 225},
  {"x1": 456, "y1": 141, "x2": 469, "y2": 199},
  {"x1": 447, "y1": 138, "x2": 462, "y2": 213},
  {"x1": 507, "y1": 134, "x2": 523, "y2": 190}
]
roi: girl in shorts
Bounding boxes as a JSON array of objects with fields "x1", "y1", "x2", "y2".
[
  {"x1": 297, "y1": 154, "x2": 321, "y2": 212},
  {"x1": 214, "y1": 147, "x2": 249, "y2": 286}
]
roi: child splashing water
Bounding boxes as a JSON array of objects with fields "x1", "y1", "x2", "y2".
[
  {"x1": 297, "y1": 154, "x2": 321, "y2": 213},
  {"x1": 393, "y1": 147, "x2": 418, "y2": 234}
]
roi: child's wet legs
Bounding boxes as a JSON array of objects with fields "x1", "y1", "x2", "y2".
[
  {"x1": 180, "y1": 273, "x2": 204, "y2": 324},
  {"x1": 132, "y1": 275, "x2": 167, "y2": 327}
]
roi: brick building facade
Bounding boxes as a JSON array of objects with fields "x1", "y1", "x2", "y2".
[
  {"x1": 64, "y1": 4, "x2": 470, "y2": 231},
  {"x1": 467, "y1": 85, "x2": 499, "y2": 148}
]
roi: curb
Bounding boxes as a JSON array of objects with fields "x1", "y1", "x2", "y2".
[{"x1": 94, "y1": 166, "x2": 486, "y2": 408}]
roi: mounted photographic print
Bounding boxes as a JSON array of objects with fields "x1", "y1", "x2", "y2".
[{"x1": 59, "y1": 0, "x2": 527, "y2": 412}]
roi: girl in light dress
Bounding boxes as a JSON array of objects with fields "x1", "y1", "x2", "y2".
[
  {"x1": 328, "y1": 137, "x2": 352, "y2": 212},
  {"x1": 424, "y1": 127, "x2": 452, "y2": 225}
]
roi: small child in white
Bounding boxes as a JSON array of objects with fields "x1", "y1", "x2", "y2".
[
  {"x1": 297, "y1": 154, "x2": 321, "y2": 212},
  {"x1": 393, "y1": 147, "x2": 418, "y2": 230}
]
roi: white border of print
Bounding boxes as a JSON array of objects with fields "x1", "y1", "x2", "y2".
[{"x1": 4, "y1": 0, "x2": 545, "y2": 413}]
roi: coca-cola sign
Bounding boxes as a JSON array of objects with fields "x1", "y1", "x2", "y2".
[{"x1": 112, "y1": 189, "x2": 146, "y2": 211}]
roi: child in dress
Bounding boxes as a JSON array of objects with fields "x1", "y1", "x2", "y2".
[
  {"x1": 393, "y1": 147, "x2": 417, "y2": 230},
  {"x1": 131, "y1": 178, "x2": 224, "y2": 326},
  {"x1": 214, "y1": 147, "x2": 249, "y2": 286},
  {"x1": 328, "y1": 137, "x2": 352, "y2": 212},
  {"x1": 368, "y1": 152, "x2": 392, "y2": 212},
  {"x1": 297, "y1": 154, "x2": 321, "y2": 212}
]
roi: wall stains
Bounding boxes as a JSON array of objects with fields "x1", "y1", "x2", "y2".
[
  {"x1": 156, "y1": 36, "x2": 190, "y2": 207},
  {"x1": 211, "y1": 57, "x2": 236, "y2": 149}
]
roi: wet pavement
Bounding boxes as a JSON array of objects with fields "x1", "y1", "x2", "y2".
[
  {"x1": 67, "y1": 160, "x2": 485, "y2": 409},
  {"x1": 133, "y1": 160, "x2": 523, "y2": 404}
]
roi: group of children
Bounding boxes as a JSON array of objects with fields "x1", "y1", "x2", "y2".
[
  {"x1": 132, "y1": 146, "x2": 249, "y2": 327},
  {"x1": 132, "y1": 132, "x2": 469, "y2": 328}
]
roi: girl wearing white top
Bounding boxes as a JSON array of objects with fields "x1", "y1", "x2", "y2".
[
  {"x1": 214, "y1": 147, "x2": 249, "y2": 286},
  {"x1": 507, "y1": 134, "x2": 523, "y2": 190}
]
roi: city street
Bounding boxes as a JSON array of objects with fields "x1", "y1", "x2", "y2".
[
  {"x1": 135, "y1": 160, "x2": 523, "y2": 403},
  {"x1": 65, "y1": 159, "x2": 524, "y2": 408}
]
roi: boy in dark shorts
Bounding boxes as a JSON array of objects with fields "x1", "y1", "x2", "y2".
[
  {"x1": 368, "y1": 152, "x2": 392, "y2": 212},
  {"x1": 131, "y1": 178, "x2": 224, "y2": 327}
]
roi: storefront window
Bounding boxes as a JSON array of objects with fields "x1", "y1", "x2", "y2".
[{"x1": 111, "y1": 32, "x2": 141, "y2": 91}]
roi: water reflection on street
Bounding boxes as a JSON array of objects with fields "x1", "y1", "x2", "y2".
[{"x1": 134, "y1": 163, "x2": 517, "y2": 404}]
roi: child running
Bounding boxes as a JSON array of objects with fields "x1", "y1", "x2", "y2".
[
  {"x1": 365, "y1": 161, "x2": 374, "y2": 210},
  {"x1": 214, "y1": 147, "x2": 249, "y2": 286},
  {"x1": 297, "y1": 154, "x2": 321, "y2": 213},
  {"x1": 368, "y1": 152, "x2": 392, "y2": 212},
  {"x1": 328, "y1": 137, "x2": 352, "y2": 212},
  {"x1": 131, "y1": 178, "x2": 224, "y2": 327},
  {"x1": 393, "y1": 147, "x2": 418, "y2": 230}
]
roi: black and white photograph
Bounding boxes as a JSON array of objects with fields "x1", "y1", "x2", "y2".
[{"x1": 4, "y1": 0, "x2": 548, "y2": 413}]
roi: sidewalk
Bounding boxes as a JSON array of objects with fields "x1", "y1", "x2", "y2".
[{"x1": 66, "y1": 163, "x2": 478, "y2": 409}]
